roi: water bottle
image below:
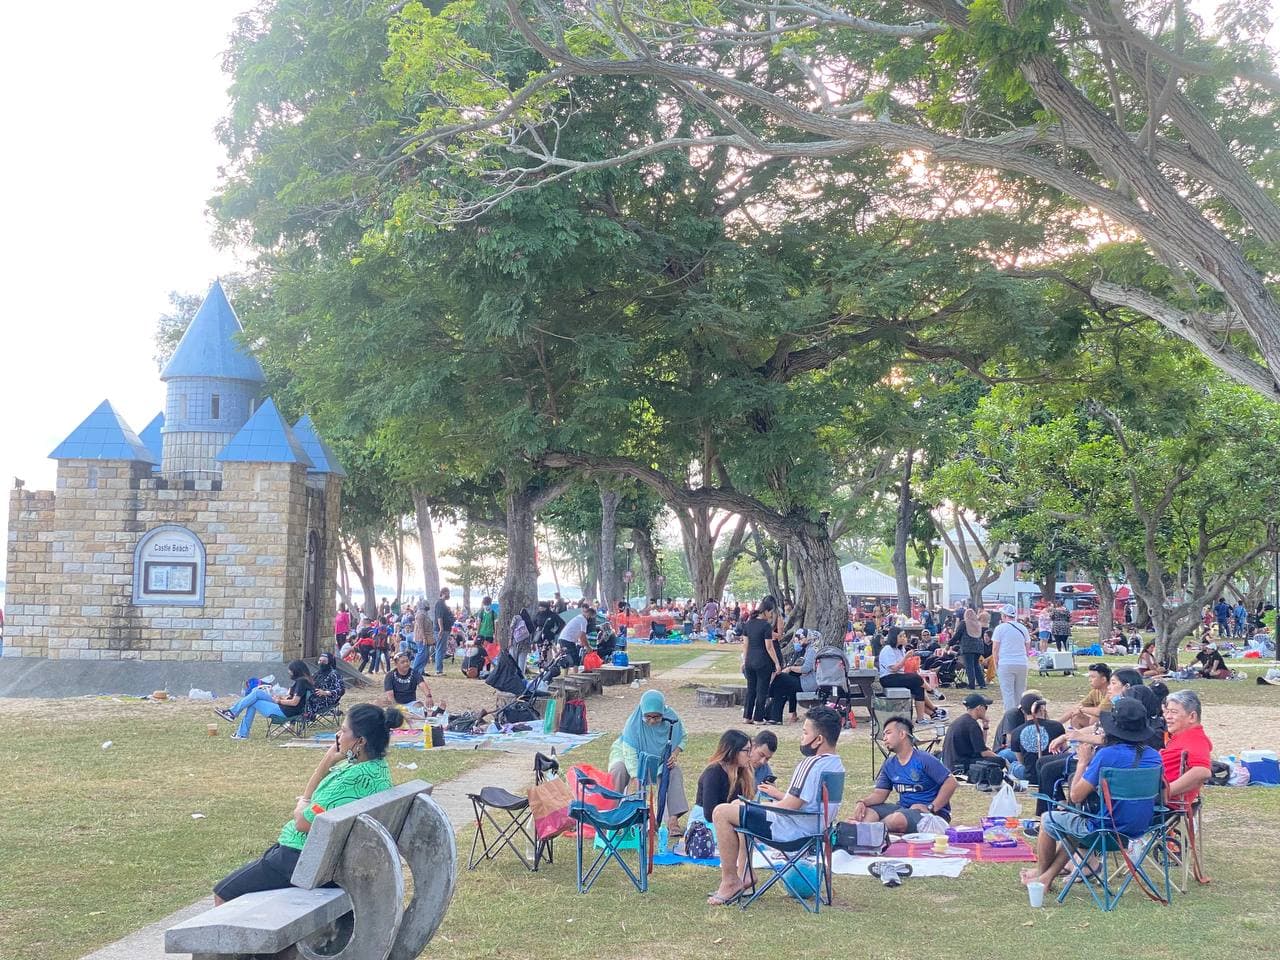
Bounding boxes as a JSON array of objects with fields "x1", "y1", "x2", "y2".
[{"x1": 657, "y1": 823, "x2": 669, "y2": 852}]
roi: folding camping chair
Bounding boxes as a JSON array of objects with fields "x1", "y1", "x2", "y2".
[
  {"x1": 466, "y1": 752, "x2": 561, "y2": 872},
  {"x1": 735, "y1": 770, "x2": 844, "y2": 914},
  {"x1": 869, "y1": 689, "x2": 945, "y2": 776},
  {"x1": 1050, "y1": 766, "x2": 1173, "y2": 911},
  {"x1": 569, "y1": 771, "x2": 652, "y2": 893},
  {"x1": 265, "y1": 688, "x2": 313, "y2": 740},
  {"x1": 1163, "y1": 750, "x2": 1209, "y2": 893}
]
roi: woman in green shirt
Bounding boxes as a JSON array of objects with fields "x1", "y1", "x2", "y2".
[{"x1": 213, "y1": 703, "x2": 404, "y2": 904}]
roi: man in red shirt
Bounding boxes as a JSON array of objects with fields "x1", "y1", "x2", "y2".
[{"x1": 1161, "y1": 689, "x2": 1213, "y2": 811}]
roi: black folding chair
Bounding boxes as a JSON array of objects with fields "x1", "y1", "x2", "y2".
[
  {"x1": 265, "y1": 688, "x2": 313, "y2": 740},
  {"x1": 467, "y1": 752, "x2": 560, "y2": 872}
]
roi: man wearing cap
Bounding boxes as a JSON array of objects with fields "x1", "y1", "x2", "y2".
[
  {"x1": 991, "y1": 604, "x2": 1033, "y2": 710},
  {"x1": 942, "y1": 693, "x2": 1000, "y2": 776},
  {"x1": 1021, "y1": 697, "x2": 1163, "y2": 892}
]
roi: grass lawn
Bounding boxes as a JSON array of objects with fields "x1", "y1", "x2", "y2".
[
  {"x1": 439, "y1": 733, "x2": 1280, "y2": 960},
  {"x1": 0, "y1": 701, "x2": 485, "y2": 960},
  {"x1": 621, "y1": 642, "x2": 716, "y2": 673}
]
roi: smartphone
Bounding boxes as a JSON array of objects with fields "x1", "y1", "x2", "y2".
[{"x1": 763, "y1": 775, "x2": 778, "y2": 785}]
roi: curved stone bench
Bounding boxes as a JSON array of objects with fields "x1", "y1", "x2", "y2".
[{"x1": 165, "y1": 779, "x2": 455, "y2": 960}]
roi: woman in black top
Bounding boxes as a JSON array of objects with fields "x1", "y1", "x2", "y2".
[
  {"x1": 741, "y1": 597, "x2": 783, "y2": 723},
  {"x1": 695, "y1": 729, "x2": 755, "y2": 820}
]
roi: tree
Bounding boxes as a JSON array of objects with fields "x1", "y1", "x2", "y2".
[
  {"x1": 412, "y1": 1, "x2": 1280, "y2": 399},
  {"x1": 441, "y1": 521, "x2": 507, "y2": 613}
]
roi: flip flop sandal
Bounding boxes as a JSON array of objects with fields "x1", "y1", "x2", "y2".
[
  {"x1": 868, "y1": 860, "x2": 913, "y2": 886},
  {"x1": 706, "y1": 889, "x2": 742, "y2": 906}
]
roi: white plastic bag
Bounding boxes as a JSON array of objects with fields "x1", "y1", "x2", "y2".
[
  {"x1": 916, "y1": 813, "x2": 951, "y2": 835},
  {"x1": 987, "y1": 782, "x2": 1020, "y2": 818},
  {"x1": 188, "y1": 688, "x2": 214, "y2": 701}
]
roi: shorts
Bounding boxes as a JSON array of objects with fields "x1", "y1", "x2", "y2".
[
  {"x1": 213, "y1": 843, "x2": 302, "y2": 901},
  {"x1": 1042, "y1": 810, "x2": 1097, "y2": 843},
  {"x1": 868, "y1": 804, "x2": 950, "y2": 832},
  {"x1": 1037, "y1": 630, "x2": 1051, "y2": 641},
  {"x1": 740, "y1": 803, "x2": 774, "y2": 840},
  {"x1": 559, "y1": 641, "x2": 581, "y2": 666}
]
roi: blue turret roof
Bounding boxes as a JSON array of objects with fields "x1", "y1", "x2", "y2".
[
  {"x1": 160, "y1": 281, "x2": 266, "y2": 383},
  {"x1": 139, "y1": 412, "x2": 165, "y2": 464},
  {"x1": 216, "y1": 397, "x2": 313, "y2": 466},
  {"x1": 50, "y1": 400, "x2": 158, "y2": 464},
  {"x1": 292, "y1": 416, "x2": 348, "y2": 477}
]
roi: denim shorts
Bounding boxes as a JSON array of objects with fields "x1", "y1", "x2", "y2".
[{"x1": 1042, "y1": 810, "x2": 1096, "y2": 843}]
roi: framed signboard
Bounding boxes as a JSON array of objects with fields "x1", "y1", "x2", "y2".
[{"x1": 133, "y1": 525, "x2": 206, "y2": 606}]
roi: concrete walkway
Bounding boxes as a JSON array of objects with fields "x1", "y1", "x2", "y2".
[
  {"x1": 654, "y1": 650, "x2": 731, "y2": 681},
  {"x1": 78, "y1": 749, "x2": 543, "y2": 960}
]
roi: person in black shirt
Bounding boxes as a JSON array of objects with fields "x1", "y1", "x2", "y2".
[
  {"x1": 1002, "y1": 698, "x2": 1065, "y2": 784},
  {"x1": 695, "y1": 729, "x2": 755, "y2": 826},
  {"x1": 740, "y1": 597, "x2": 783, "y2": 724},
  {"x1": 942, "y1": 693, "x2": 1001, "y2": 775},
  {"x1": 431, "y1": 588, "x2": 456, "y2": 676},
  {"x1": 1193, "y1": 641, "x2": 1230, "y2": 679},
  {"x1": 381, "y1": 653, "x2": 430, "y2": 707}
]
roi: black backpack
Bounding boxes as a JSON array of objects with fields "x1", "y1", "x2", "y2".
[
  {"x1": 558, "y1": 698, "x2": 588, "y2": 735},
  {"x1": 967, "y1": 758, "x2": 1006, "y2": 791}
]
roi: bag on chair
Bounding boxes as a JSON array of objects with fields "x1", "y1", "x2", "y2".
[
  {"x1": 967, "y1": 758, "x2": 1006, "y2": 792},
  {"x1": 559, "y1": 698, "x2": 588, "y2": 734}
]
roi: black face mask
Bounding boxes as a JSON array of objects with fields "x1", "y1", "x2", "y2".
[{"x1": 799, "y1": 737, "x2": 820, "y2": 757}]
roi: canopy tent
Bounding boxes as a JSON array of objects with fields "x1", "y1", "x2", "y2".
[{"x1": 839, "y1": 561, "x2": 920, "y2": 598}]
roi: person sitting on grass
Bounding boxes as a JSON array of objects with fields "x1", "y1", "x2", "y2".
[
  {"x1": 214, "y1": 661, "x2": 313, "y2": 740},
  {"x1": 1020, "y1": 698, "x2": 1162, "y2": 894},
  {"x1": 1060, "y1": 662, "x2": 1113, "y2": 727},
  {"x1": 381, "y1": 652, "x2": 434, "y2": 712},
  {"x1": 942, "y1": 693, "x2": 1002, "y2": 776},
  {"x1": 1137, "y1": 640, "x2": 1167, "y2": 678},
  {"x1": 1192, "y1": 641, "x2": 1231, "y2": 679},
  {"x1": 212, "y1": 704, "x2": 403, "y2": 903},
  {"x1": 706, "y1": 706, "x2": 845, "y2": 906},
  {"x1": 749, "y1": 729, "x2": 779, "y2": 790},
  {"x1": 607, "y1": 690, "x2": 690, "y2": 836},
  {"x1": 848, "y1": 716, "x2": 957, "y2": 832},
  {"x1": 690, "y1": 729, "x2": 757, "y2": 849}
]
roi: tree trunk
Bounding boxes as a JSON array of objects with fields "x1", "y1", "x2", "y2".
[
  {"x1": 710, "y1": 516, "x2": 750, "y2": 602},
  {"x1": 1092, "y1": 570, "x2": 1115, "y2": 641},
  {"x1": 677, "y1": 509, "x2": 717, "y2": 604},
  {"x1": 1134, "y1": 592, "x2": 1150, "y2": 630},
  {"x1": 892, "y1": 450, "x2": 915, "y2": 615},
  {"x1": 750, "y1": 524, "x2": 783, "y2": 601},
  {"x1": 584, "y1": 530, "x2": 602, "y2": 602},
  {"x1": 392, "y1": 528, "x2": 405, "y2": 604},
  {"x1": 336, "y1": 550, "x2": 352, "y2": 611},
  {"x1": 497, "y1": 486, "x2": 539, "y2": 652},
  {"x1": 348, "y1": 534, "x2": 378, "y2": 619},
  {"x1": 631, "y1": 526, "x2": 660, "y2": 600},
  {"x1": 599, "y1": 486, "x2": 620, "y2": 613},
  {"x1": 411, "y1": 490, "x2": 442, "y2": 604},
  {"x1": 786, "y1": 521, "x2": 846, "y2": 643},
  {"x1": 779, "y1": 543, "x2": 792, "y2": 606}
]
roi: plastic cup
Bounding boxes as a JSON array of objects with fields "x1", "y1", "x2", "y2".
[
  {"x1": 1027, "y1": 881, "x2": 1045, "y2": 908},
  {"x1": 933, "y1": 836, "x2": 949, "y2": 853},
  {"x1": 207, "y1": 724, "x2": 218, "y2": 737}
]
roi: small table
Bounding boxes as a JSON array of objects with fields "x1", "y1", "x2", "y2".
[{"x1": 846, "y1": 669, "x2": 878, "y2": 717}]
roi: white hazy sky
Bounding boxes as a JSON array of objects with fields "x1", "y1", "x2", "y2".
[{"x1": 0, "y1": 2, "x2": 250, "y2": 575}]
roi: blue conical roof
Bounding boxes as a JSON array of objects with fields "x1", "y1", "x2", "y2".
[
  {"x1": 50, "y1": 400, "x2": 158, "y2": 464},
  {"x1": 139, "y1": 412, "x2": 165, "y2": 464},
  {"x1": 292, "y1": 416, "x2": 348, "y2": 477},
  {"x1": 160, "y1": 281, "x2": 266, "y2": 383},
  {"x1": 216, "y1": 397, "x2": 313, "y2": 466}
]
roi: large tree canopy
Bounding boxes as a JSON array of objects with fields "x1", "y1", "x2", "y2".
[{"x1": 401, "y1": 0, "x2": 1280, "y2": 397}]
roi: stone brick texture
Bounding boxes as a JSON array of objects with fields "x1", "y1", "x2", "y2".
[{"x1": 3, "y1": 460, "x2": 339, "y2": 663}]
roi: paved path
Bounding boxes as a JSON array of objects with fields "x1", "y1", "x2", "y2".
[
  {"x1": 654, "y1": 650, "x2": 730, "y2": 681},
  {"x1": 78, "y1": 750, "x2": 540, "y2": 960}
]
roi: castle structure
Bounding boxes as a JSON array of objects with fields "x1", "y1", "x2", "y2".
[{"x1": 3, "y1": 282, "x2": 344, "y2": 663}]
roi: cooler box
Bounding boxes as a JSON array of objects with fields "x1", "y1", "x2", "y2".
[
  {"x1": 1242, "y1": 750, "x2": 1280, "y2": 785},
  {"x1": 1050, "y1": 651, "x2": 1075, "y2": 670}
]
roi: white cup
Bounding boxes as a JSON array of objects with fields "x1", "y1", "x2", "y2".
[{"x1": 1027, "y1": 881, "x2": 1045, "y2": 908}]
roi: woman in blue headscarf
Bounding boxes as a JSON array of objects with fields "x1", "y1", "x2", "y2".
[{"x1": 608, "y1": 689, "x2": 691, "y2": 837}]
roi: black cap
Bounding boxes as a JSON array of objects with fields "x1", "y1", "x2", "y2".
[{"x1": 963, "y1": 693, "x2": 993, "y2": 709}]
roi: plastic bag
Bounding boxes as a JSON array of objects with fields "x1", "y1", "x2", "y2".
[
  {"x1": 987, "y1": 782, "x2": 1020, "y2": 819},
  {"x1": 188, "y1": 688, "x2": 214, "y2": 701},
  {"x1": 916, "y1": 813, "x2": 951, "y2": 835}
]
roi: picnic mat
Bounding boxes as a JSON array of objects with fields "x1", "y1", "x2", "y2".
[
  {"x1": 652, "y1": 848, "x2": 971, "y2": 878},
  {"x1": 280, "y1": 730, "x2": 601, "y2": 754},
  {"x1": 888, "y1": 838, "x2": 1037, "y2": 862}
]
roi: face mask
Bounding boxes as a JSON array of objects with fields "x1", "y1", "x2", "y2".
[
  {"x1": 792, "y1": 640, "x2": 804, "y2": 653},
  {"x1": 1111, "y1": 695, "x2": 1123, "y2": 706},
  {"x1": 799, "y1": 737, "x2": 819, "y2": 757}
]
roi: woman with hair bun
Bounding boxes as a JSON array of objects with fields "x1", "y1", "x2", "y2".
[{"x1": 212, "y1": 703, "x2": 404, "y2": 904}]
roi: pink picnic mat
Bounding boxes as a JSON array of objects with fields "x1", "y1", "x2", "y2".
[{"x1": 888, "y1": 838, "x2": 1036, "y2": 863}]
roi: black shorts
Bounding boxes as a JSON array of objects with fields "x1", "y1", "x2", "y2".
[
  {"x1": 560, "y1": 641, "x2": 581, "y2": 666},
  {"x1": 740, "y1": 803, "x2": 774, "y2": 840},
  {"x1": 213, "y1": 843, "x2": 301, "y2": 901}
]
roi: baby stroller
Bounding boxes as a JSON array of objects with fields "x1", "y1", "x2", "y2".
[
  {"x1": 487, "y1": 650, "x2": 568, "y2": 726},
  {"x1": 814, "y1": 642, "x2": 852, "y2": 721},
  {"x1": 923, "y1": 651, "x2": 958, "y2": 687}
]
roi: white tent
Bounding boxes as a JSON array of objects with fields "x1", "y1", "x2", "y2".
[{"x1": 839, "y1": 561, "x2": 918, "y2": 597}]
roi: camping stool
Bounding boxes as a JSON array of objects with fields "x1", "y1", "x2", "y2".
[{"x1": 466, "y1": 752, "x2": 560, "y2": 872}]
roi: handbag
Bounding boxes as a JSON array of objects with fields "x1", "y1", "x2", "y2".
[
  {"x1": 528, "y1": 776, "x2": 574, "y2": 840},
  {"x1": 559, "y1": 699, "x2": 588, "y2": 735},
  {"x1": 542, "y1": 697, "x2": 558, "y2": 734},
  {"x1": 967, "y1": 758, "x2": 1006, "y2": 791},
  {"x1": 834, "y1": 820, "x2": 888, "y2": 855}
]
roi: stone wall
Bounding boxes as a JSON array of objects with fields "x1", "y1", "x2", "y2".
[{"x1": 2, "y1": 457, "x2": 326, "y2": 663}]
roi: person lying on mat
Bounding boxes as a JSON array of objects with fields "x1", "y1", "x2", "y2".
[
  {"x1": 212, "y1": 704, "x2": 402, "y2": 904},
  {"x1": 849, "y1": 715, "x2": 957, "y2": 832},
  {"x1": 607, "y1": 690, "x2": 691, "y2": 835},
  {"x1": 706, "y1": 706, "x2": 845, "y2": 906},
  {"x1": 1020, "y1": 697, "x2": 1162, "y2": 893}
]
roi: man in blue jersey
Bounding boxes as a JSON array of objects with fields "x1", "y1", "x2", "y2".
[{"x1": 850, "y1": 716, "x2": 958, "y2": 832}]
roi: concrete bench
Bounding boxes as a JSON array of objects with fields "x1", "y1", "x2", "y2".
[{"x1": 166, "y1": 779, "x2": 455, "y2": 960}]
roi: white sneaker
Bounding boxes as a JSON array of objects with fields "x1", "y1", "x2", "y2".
[{"x1": 230, "y1": 733, "x2": 248, "y2": 741}]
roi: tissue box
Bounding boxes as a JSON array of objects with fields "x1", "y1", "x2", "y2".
[{"x1": 947, "y1": 826, "x2": 983, "y2": 844}]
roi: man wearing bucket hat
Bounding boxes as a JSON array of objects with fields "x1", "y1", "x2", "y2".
[
  {"x1": 1019, "y1": 698, "x2": 1163, "y2": 892},
  {"x1": 991, "y1": 603, "x2": 1033, "y2": 710}
]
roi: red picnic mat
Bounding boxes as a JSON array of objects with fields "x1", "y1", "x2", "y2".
[{"x1": 889, "y1": 838, "x2": 1036, "y2": 863}]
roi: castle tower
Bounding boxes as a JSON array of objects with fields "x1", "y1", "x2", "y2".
[{"x1": 159, "y1": 281, "x2": 265, "y2": 482}]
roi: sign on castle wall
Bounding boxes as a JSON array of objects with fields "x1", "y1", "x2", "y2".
[{"x1": 133, "y1": 525, "x2": 206, "y2": 606}]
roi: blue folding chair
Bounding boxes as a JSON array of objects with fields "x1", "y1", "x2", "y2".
[
  {"x1": 735, "y1": 770, "x2": 844, "y2": 913},
  {"x1": 1048, "y1": 766, "x2": 1172, "y2": 910},
  {"x1": 569, "y1": 771, "x2": 651, "y2": 893}
]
